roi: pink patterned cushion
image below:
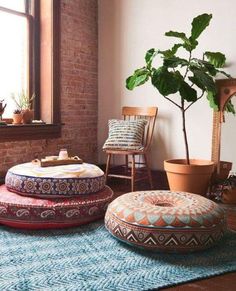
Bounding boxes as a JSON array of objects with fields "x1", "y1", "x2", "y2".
[
  {"x1": 0, "y1": 185, "x2": 113, "y2": 229},
  {"x1": 105, "y1": 190, "x2": 226, "y2": 252}
]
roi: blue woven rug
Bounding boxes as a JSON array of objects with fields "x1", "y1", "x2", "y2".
[{"x1": 0, "y1": 221, "x2": 236, "y2": 291}]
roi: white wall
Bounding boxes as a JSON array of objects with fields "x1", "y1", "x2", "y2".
[{"x1": 98, "y1": 0, "x2": 236, "y2": 170}]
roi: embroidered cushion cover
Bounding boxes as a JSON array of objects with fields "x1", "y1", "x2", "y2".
[
  {"x1": 0, "y1": 185, "x2": 113, "y2": 229},
  {"x1": 103, "y1": 119, "x2": 147, "y2": 151},
  {"x1": 105, "y1": 191, "x2": 226, "y2": 253},
  {"x1": 5, "y1": 162, "x2": 105, "y2": 197}
]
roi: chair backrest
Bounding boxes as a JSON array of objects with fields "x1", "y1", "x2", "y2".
[{"x1": 122, "y1": 106, "x2": 158, "y2": 151}]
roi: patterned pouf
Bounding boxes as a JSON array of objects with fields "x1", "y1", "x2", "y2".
[
  {"x1": 105, "y1": 191, "x2": 227, "y2": 252},
  {"x1": 0, "y1": 185, "x2": 113, "y2": 229},
  {"x1": 5, "y1": 162, "x2": 105, "y2": 197}
]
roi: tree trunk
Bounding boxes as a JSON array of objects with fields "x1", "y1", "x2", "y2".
[{"x1": 181, "y1": 107, "x2": 190, "y2": 164}]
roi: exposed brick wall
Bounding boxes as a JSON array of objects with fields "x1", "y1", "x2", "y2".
[{"x1": 0, "y1": 0, "x2": 98, "y2": 176}]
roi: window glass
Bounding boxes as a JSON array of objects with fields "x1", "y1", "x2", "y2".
[
  {"x1": 0, "y1": 11, "x2": 28, "y2": 117},
  {"x1": 0, "y1": 0, "x2": 25, "y2": 13}
]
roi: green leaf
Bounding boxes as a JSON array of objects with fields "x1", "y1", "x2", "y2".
[
  {"x1": 165, "y1": 31, "x2": 187, "y2": 41},
  {"x1": 145, "y1": 48, "x2": 157, "y2": 66},
  {"x1": 204, "y1": 51, "x2": 226, "y2": 68},
  {"x1": 163, "y1": 57, "x2": 188, "y2": 68},
  {"x1": 159, "y1": 44, "x2": 182, "y2": 58},
  {"x1": 165, "y1": 30, "x2": 198, "y2": 52},
  {"x1": 126, "y1": 68, "x2": 150, "y2": 90},
  {"x1": 188, "y1": 76, "x2": 205, "y2": 90},
  {"x1": 126, "y1": 75, "x2": 137, "y2": 90},
  {"x1": 207, "y1": 91, "x2": 219, "y2": 110},
  {"x1": 134, "y1": 67, "x2": 148, "y2": 75},
  {"x1": 183, "y1": 38, "x2": 198, "y2": 51},
  {"x1": 190, "y1": 68, "x2": 217, "y2": 94},
  {"x1": 179, "y1": 81, "x2": 198, "y2": 102},
  {"x1": 159, "y1": 50, "x2": 170, "y2": 58},
  {"x1": 189, "y1": 61, "x2": 201, "y2": 70},
  {"x1": 225, "y1": 99, "x2": 236, "y2": 115},
  {"x1": 165, "y1": 31, "x2": 195, "y2": 52},
  {"x1": 151, "y1": 67, "x2": 181, "y2": 96},
  {"x1": 195, "y1": 59, "x2": 217, "y2": 76},
  {"x1": 171, "y1": 44, "x2": 183, "y2": 55},
  {"x1": 191, "y1": 14, "x2": 212, "y2": 40},
  {"x1": 201, "y1": 62, "x2": 217, "y2": 76},
  {"x1": 190, "y1": 38, "x2": 199, "y2": 48}
]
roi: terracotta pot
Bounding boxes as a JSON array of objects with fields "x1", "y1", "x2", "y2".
[
  {"x1": 12, "y1": 113, "x2": 23, "y2": 124},
  {"x1": 164, "y1": 159, "x2": 215, "y2": 195},
  {"x1": 22, "y1": 109, "x2": 34, "y2": 124},
  {"x1": 222, "y1": 189, "x2": 236, "y2": 204},
  {"x1": 218, "y1": 161, "x2": 232, "y2": 180}
]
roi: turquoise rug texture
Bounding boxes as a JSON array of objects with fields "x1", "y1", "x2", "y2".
[{"x1": 0, "y1": 221, "x2": 236, "y2": 291}]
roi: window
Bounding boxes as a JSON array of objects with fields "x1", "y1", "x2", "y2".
[
  {"x1": 0, "y1": 0, "x2": 26, "y2": 12},
  {"x1": 0, "y1": 0, "x2": 37, "y2": 118},
  {"x1": 0, "y1": 0, "x2": 61, "y2": 141}
]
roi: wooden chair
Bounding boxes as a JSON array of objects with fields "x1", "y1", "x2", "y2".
[{"x1": 104, "y1": 106, "x2": 158, "y2": 192}]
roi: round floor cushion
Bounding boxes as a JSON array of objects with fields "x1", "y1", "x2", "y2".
[
  {"x1": 105, "y1": 191, "x2": 227, "y2": 252},
  {"x1": 0, "y1": 185, "x2": 113, "y2": 229},
  {"x1": 5, "y1": 162, "x2": 105, "y2": 197}
]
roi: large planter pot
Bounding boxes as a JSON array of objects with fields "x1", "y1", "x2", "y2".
[{"x1": 164, "y1": 159, "x2": 215, "y2": 195}]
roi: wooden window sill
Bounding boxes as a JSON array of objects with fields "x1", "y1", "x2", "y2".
[{"x1": 0, "y1": 123, "x2": 62, "y2": 141}]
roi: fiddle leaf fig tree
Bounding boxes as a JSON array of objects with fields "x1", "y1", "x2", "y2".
[{"x1": 126, "y1": 13, "x2": 235, "y2": 164}]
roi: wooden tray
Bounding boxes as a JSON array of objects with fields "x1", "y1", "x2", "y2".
[{"x1": 32, "y1": 156, "x2": 83, "y2": 167}]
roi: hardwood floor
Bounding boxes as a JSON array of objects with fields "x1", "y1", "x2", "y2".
[{"x1": 107, "y1": 176, "x2": 236, "y2": 291}]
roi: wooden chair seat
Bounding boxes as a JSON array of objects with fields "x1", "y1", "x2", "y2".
[{"x1": 104, "y1": 149, "x2": 145, "y2": 155}]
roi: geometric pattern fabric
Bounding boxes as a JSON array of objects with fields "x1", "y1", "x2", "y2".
[
  {"x1": 6, "y1": 162, "x2": 105, "y2": 197},
  {"x1": 103, "y1": 119, "x2": 147, "y2": 151},
  {"x1": 105, "y1": 191, "x2": 227, "y2": 252}
]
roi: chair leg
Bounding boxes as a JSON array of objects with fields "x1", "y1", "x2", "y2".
[
  {"x1": 144, "y1": 153, "x2": 153, "y2": 189},
  {"x1": 125, "y1": 155, "x2": 129, "y2": 174},
  {"x1": 131, "y1": 154, "x2": 136, "y2": 192},
  {"x1": 105, "y1": 154, "x2": 111, "y2": 184},
  {"x1": 124, "y1": 155, "x2": 129, "y2": 185}
]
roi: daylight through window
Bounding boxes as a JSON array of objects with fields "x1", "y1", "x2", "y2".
[{"x1": 0, "y1": 0, "x2": 36, "y2": 118}]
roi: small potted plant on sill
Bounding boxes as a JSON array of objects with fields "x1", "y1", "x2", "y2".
[
  {"x1": 11, "y1": 91, "x2": 35, "y2": 124},
  {"x1": 126, "y1": 13, "x2": 235, "y2": 195},
  {"x1": 12, "y1": 109, "x2": 23, "y2": 125}
]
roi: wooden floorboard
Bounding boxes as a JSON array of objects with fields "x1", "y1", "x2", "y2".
[{"x1": 107, "y1": 175, "x2": 236, "y2": 291}]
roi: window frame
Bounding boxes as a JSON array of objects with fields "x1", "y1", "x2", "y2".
[{"x1": 0, "y1": 0, "x2": 61, "y2": 141}]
